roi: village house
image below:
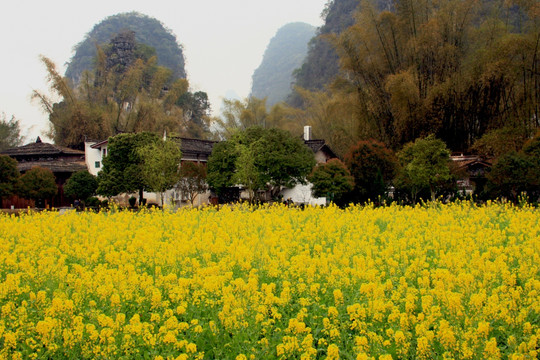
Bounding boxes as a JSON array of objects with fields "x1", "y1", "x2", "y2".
[
  {"x1": 86, "y1": 126, "x2": 337, "y2": 206},
  {"x1": 1, "y1": 137, "x2": 86, "y2": 208},
  {"x1": 450, "y1": 154, "x2": 492, "y2": 196},
  {"x1": 85, "y1": 137, "x2": 218, "y2": 206},
  {"x1": 279, "y1": 126, "x2": 337, "y2": 205}
]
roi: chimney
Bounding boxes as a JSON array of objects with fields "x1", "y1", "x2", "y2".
[{"x1": 303, "y1": 126, "x2": 312, "y2": 141}]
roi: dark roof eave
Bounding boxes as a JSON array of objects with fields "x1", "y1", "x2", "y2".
[
  {"x1": 90, "y1": 140, "x2": 109, "y2": 149},
  {"x1": 17, "y1": 161, "x2": 87, "y2": 173}
]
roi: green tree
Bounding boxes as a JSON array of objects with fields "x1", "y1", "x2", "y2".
[
  {"x1": 32, "y1": 32, "x2": 191, "y2": 149},
  {"x1": 176, "y1": 162, "x2": 208, "y2": 207},
  {"x1": 137, "y1": 138, "x2": 182, "y2": 206},
  {"x1": 396, "y1": 135, "x2": 452, "y2": 202},
  {"x1": 297, "y1": 0, "x2": 540, "y2": 152},
  {"x1": 176, "y1": 91, "x2": 212, "y2": 138},
  {"x1": 0, "y1": 113, "x2": 24, "y2": 151},
  {"x1": 233, "y1": 143, "x2": 264, "y2": 204},
  {"x1": 486, "y1": 152, "x2": 534, "y2": 202},
  {"x1": 207, "y1": 127, "x2": 316, "y2": 202},
  {"x1": 344, "y1": 139, "x2": 398, "y2": 203},
  {"x1": 308, "y1": 158, "x2": 354, "y2": 204},
  {"x1": 18, "y1": 167, "x2": 58, "y2": 206},
  {"x1": 471, "y1": 127, "x2": 529, "y2": 159},
  {"x1": 97, "y1": 132, "x2": 159, "y2": 204},
  {"x1": 214, "y1": 97, "x2": 270, "y2": 139},
  {"x1": 249, "y1": 127, "x2": 316, "y2": 196},
  {"x1": 0, "y1": 155, "x2": 20, "y2": 201},
  {"x1": 486, "y1": 133, "x2": 540, "y2": 202},
  {"x1": 206, "y1": 141, "x2": 239, "y2": 198},
  {"x1": 63, "y1": 170, "x2": 98, "y2": 203}
]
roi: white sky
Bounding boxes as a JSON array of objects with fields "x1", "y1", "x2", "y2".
[{"x1": 0, "y1": 0, "x2": 327, "y2": 142}]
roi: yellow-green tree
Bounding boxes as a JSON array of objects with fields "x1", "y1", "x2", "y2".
[
  {"x1": 137, "y1": 138, "x2": 182, "y2": 206},
  {"x1": 313, "y1": 0, "x2": 540, "y2": 151},
  {"x1": 32, "y1": 32, "x2": 193, "y2": 149}
]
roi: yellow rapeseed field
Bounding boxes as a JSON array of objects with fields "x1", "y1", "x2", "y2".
[{"x1": 0, "y1": 202, "x2": 539, "y2": 359}]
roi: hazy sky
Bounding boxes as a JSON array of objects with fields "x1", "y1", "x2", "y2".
[{"x1": 0, "y1": 0, "x2": 327, "y2": 142}]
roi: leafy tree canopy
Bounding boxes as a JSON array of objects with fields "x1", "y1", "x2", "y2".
[
  {"x1": 18, "y1": 167, "x2": 58, "y2": 203},
  {"x1": 137, "y1": 138, "x2": 182, "y2": 206},
  {"x1": 471, "y1": 127, "x2": 529, "y2": 159},
  {"x1": 207, "y1": 127, "x2": 316, "y2": 200},
  {"x1": 0, "y1": 113, "x2": 24, "y2": 151},
  {"x1": 344, "y1": 139, "x2": 397, "y2": 203},
  {"x1": 487, "y1": 132, "x2": 540, "y2": 201},
  {"x1": 97, "y1": 132, "x2": 159, "y2": 202},
  {"x1": 396, "y1": 135, "x2": 452, "y2": 202},
  {"x1": 206, "y1": 141, "x2": 239, "y2": 195},
  {"x1": 176, "y1": 91, "x2": 212, "y2": 138},
  {"x1": 64, "y1": 170, "x2": 98, "y2": 201},
  {"x1": 308, "y1": 158, "x2": 354, "y2": 204},
  {"x1": 0, "y1": 155, "x2": 20, "y2": 200}
]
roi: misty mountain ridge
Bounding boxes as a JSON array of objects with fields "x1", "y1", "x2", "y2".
[
  {"x1": 65, "y1": 12, "x2": 186, "y2": 82},
  {"x1": 251, "y1": 22, "x2": 316, "y2": 108}
]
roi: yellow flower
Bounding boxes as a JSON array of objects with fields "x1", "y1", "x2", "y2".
[
  {"x1": 4, "y1": 332, "x2": 16, "y2": 348},
  {"x1": 327, "y1": 343, "x2": 340, "y2": 359},
  {"x1": 484, "y1": 338, "x2": 501, "y2": 359}
]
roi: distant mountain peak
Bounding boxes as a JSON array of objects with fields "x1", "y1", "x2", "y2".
[
  {"x1": 65, "y1": 12, "x2": 186, "y2": 82},
  {"x1": 250, "y1": 22, "x2": 316, "y2": 107}
]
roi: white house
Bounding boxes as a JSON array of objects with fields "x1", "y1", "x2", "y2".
[
  {"x1": 85, "y1": 126, "x2": 337, "y2": 206},
  {"x1": 279, "y1": 126, "x2": 337, "y2": 206},
  {"x1": 85, "y1": 140, "x2": 108, "y2": 176},
  {"x1": 84, "y1": 138, "x2": 216, "y2": 206}
]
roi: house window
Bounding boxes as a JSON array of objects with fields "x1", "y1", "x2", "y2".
[
  {"x1": 102, "y1": 148, "x2": 107, "y2": 157},
  {"x1": 95, "y1": 161, "x2": 100, "y2": 168}
]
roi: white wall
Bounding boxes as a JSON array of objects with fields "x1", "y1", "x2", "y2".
[
  {"x1": 84, "y1": 142, "x2": 103, "y2": 176},
  {"x1": 280, "y1": 183, "x2": 326, "y2": 206}
]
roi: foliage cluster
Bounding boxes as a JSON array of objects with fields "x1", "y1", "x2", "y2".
[
  {"x1": 344, "y1": 139, "x2": 398, "y2": 203},
  {"x1": 17, "y1": 167, "x2": 57, "y2": 203},
  {"x1": 207, "y1": 127, "x2": 316, "y2": 203},
  {"x1": 137, "y1": 138, "x2": 183, "y2": 206},
  {"x1": 0, "y1": 113, "x2": 24, "y2": 151},
  {"x1": 486, "y1": 133, "x2": 540, "y2": 202},
  {"x1": 63, "y1": 170, "x2": 98, "y2": 203},
  {"x1": 97, "y1": 132, "x2": 161, "y2": 203},
  {"x1": 0, "y1": 156, "x2": 59, "y2": 206},
  {"x1": 307, "y1": 158, "x2": 353, "y2": 204},
  {"x1": 0, "y1": 155, "x2": 20, "y2": 200},
  {"x1": 259, "y1": 0, "x2": 539, "y2": 158},
  {"x1": 34, "y1": 32, "x2": 210, "y2": 150}
]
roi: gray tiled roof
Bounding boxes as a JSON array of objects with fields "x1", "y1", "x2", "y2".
[
  {"x1": 179, "y1": 138, "x2": 218, "y2": 155},
  {"x1": 2, "y1": 141, "x2": 85, "y2": 157},
  {"x1": 304, "y1": 139, "x2": 337, "y2": 158},
  {"x1": 16, "y1": 160, "x2": 87, "y2": 173}
]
